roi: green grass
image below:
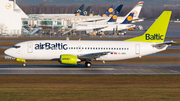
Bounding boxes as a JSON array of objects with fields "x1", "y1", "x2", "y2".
[{"x1": 0, "y1": 75, "x2": 180, "y2": 101}]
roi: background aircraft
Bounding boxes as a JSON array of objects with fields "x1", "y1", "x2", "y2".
[
  {"x1": 80, "y1": 6, "x2": 91, "y2": 16},
  {"x1": 74, "y1": 12, "x2": 135, "y2": 34},
  {"x1": 101, "y1": 5, "x2": 116, "y2": 17}
]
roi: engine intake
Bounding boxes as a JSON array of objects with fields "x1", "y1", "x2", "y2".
[{"x1": 60, "y1": 54, "x2": 80, "y2": 65}]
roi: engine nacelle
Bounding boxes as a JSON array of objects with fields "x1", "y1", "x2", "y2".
[{"x1": 60, "y1": 54, "x2": 81, "y2": 65}]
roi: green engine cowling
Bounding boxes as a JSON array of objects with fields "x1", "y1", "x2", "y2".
[{"x1": 60, "y1": 54, "x2": 80, "y2": 65}]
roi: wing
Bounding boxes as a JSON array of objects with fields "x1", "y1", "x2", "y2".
[
  {"x1": 93, "y1": 26, "x2": 108, "y2": 31},
  {"x1": 78, "y1": 52, "x2": 110, "y2": 61},
  {"x1": 85, "y1": 19, "x2": 107, "y2": 22}
]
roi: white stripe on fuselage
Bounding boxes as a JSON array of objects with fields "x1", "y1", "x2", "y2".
[{"x1": 8, "y1": 40, "x2": 167, "y2": 61}]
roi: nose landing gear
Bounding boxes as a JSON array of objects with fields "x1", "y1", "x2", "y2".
[{"x1": 22, "y1": 63, "x2": 26, "y2": 67}]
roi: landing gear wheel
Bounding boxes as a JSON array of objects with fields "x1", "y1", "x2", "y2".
[
  {"x1": 22, "y1": 63, "x2": 26, "y2": 67},
  {"x1": 85, "y1": 62, "x2": 91, "y2": 67}
]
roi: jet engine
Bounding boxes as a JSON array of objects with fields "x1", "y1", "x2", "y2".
[{"x1": 60, "y1": 54, "x2": 81, "y2": 65}]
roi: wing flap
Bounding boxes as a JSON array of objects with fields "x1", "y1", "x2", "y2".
[{"x1": 78, "y1": 52, "x2": 110, "y2": 61}]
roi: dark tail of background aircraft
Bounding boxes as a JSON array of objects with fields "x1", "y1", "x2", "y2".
[
  {"x1": 80, "y1": 6, "x2": 91, "y2": 16},
  {"x1": 114, "y1": 4, "x2": 123, "y2": 16},
  {"x1": 74, "y1": 4, "x2": 85, "y2": 14}
]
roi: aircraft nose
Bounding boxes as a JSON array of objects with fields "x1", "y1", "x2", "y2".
[{"x1": 4, "y1": 49, "x2": 12, "y2": 56}]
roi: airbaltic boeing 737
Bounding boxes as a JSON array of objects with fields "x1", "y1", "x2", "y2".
[{"x1": 5, "y1": 11, "x2": 173, "y2": 67}]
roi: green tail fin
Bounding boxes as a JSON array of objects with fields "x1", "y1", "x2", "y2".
[{"x1": 125, "y1": 11, "x2": 172, "y2": 43}]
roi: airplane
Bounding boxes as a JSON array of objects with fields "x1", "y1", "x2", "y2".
[
  {"x1": 4, "y1": 11, "x2": 173, "y2": 67},
  {"x1": 102, "y1": 4, "x2": 123, "y2": 17},
  {"x1": 32, "y1": 1, "x2": 144, "y2": 23},
  {"x1": 89, "y1": 11, "x2": 94, "y2": 16},
  {"x1": 80, "y1": 6, "x2": 91, "y2": 16},
  {"x1": 114, "y1": 4, "x2": 123, "y2": 16},
  {"x1": 122, "y1": 1, "x2": 144, "y2": 23},
  {"x1": 74, "y1": 4, "x2": 85, "y2": 14},
  {"x1": 101, "y1": 5, "x2": 116, "y2": 17},
  {"x1": 73, "y1": 12, "x2": 135, "y2": 34}
]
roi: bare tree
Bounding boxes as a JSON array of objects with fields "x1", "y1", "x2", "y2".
[{"x1": 0, "y1": 24, "x2": 7, "y2": 35}]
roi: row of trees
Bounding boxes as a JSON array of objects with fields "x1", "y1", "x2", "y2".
[{"x1": 18, "y1": 1, "x2": 180, "y2": 20}]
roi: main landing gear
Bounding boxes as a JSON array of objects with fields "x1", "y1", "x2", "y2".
[{"x1": 85, "y1": 62, "x2": 92, "y2": 67}]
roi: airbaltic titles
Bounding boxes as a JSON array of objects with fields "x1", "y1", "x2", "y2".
[{"x1": 35, "y1": 43, "x2": 68, "y2": 50}]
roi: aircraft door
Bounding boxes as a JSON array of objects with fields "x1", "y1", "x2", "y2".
[
  {"x1": 78, "y1": 46, "x2": 82, "y2": 52},
  {"x1": 27, "y1": 43, "x2": 33, "y2": 53},
  {"x1": 135, "y1": 44, "x2": 140, "y2": 55}
]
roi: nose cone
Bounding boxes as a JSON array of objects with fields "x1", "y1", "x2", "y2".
[{"x1": 4, "y1": 49, "x2": 11, "y2": 56}]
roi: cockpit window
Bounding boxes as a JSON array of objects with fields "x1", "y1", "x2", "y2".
[{"x1": 12, "y1": 46, "x2": 21, "y2": 49}]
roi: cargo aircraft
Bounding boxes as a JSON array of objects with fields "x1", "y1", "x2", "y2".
[{"x1": 4, "y1": 11, "x2": 173, "y2": 67}]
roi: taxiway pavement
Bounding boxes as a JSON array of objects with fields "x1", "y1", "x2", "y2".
[{"x1": 0, "y1": 64, "x2": 180, "y2": 75}]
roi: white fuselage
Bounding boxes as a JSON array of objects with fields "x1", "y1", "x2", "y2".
[
  {"x1": 74, "y1": 22, "x2": 136, "y2": 31},
  {"x1": 33, "y1": 15, "x2": 141, "y2": 23},
  {"x1": 5, "y1": 40, "x2": 168, "y2": 61}
]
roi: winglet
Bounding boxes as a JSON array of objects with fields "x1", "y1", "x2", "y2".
[
  {"x1": 121, "y1": 13, "x2": 134, "y2": 24},
  {"x1": 125, "y1": 11, "x2": 172, "y2": 43}
]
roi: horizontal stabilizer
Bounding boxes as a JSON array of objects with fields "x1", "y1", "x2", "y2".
[{"x1": 152, "y1": 41, "x2": 175, "y2": 47}]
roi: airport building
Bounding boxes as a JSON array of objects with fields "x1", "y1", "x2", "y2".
[{"x1": 0, "y1": 0, "x2": 28, "y2": 36}]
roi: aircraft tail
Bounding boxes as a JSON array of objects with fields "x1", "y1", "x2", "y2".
[
  {"x1": 74, "y1": 4, "x2": 85, "y2": 14},
  {"x1": 81, "y1": 6, "x2": 91, "y2": 16},
  {"x1": 107, "y1": 11, "x2": 118, "y2": 22},
  {"x1": 102, "y1": 5, "x2": 115, "y2": 17},
  {"x1": 89, "y1": 11, "x2": 94, "y2": 16},
  {"x1": 121, "y1": 13, "x2": 134, "y2": 24},
  {"x1": 125, "y1": 11, "x2": 172, "y2": 43},
  {"x1": 75, "y1": 11, "x2": 81, "y2": 16},
  {"x1": 114, "y1": 4, "x2": 123, "y2": 16},
  {"x1": 125, "y1": 1, "x2": 144, "y2": 20}
]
